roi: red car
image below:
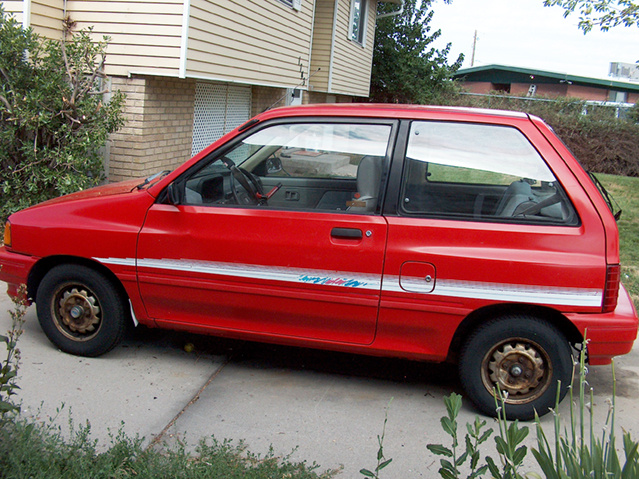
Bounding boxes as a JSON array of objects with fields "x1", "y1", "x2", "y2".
[{"x1": 1, "y1": 104, "x2": 636, "y2": 419}]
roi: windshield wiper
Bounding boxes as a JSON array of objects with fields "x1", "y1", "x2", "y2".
[
  {"x1": 589, "y1": 172, "x2": 622, "y2": 221},
  {"x1": 136, "y1": 170, "x2": 171, "y2": 190}
]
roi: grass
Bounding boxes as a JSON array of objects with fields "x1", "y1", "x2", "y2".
[
  {"x1": 0, "y1": 415, "x2": 337, "y2": 479},
  {"x1": 598, "y1": 174, "x2": 639, "y2": 308}
]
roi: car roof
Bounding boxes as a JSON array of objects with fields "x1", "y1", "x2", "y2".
[{"x1": 255, "y1": 103, "x2": 531, "y2": 123}]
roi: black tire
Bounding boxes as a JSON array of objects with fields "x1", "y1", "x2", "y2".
[
  {"x1": 458, "y1": 315, "x2": 573, "y2": 421},
  {"x1": 36, "y1": 264, "x2": 128, "y2": 357}
]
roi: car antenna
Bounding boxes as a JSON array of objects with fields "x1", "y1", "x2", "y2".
[{"x1": 264, "y1": 67, "x2": 321, "y2": 112}]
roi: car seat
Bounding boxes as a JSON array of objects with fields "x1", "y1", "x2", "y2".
[{"x1": 347, "y1": 156, "x2": 383, "y2": 212}]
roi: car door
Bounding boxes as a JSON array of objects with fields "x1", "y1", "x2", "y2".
[
  {"x1": 377, "y1": 118, "x2": 607, "y2": 360},
  {"x1": 136, "y1": 119, "x2": 396, "y2": 345}
]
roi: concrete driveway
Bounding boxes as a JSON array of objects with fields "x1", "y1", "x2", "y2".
[{"x1": 2, "y1": 293, "x2": 638, "y2": 477}]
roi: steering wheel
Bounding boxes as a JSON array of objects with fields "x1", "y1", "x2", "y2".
[{"x1": 224, "y1": 159, "x2": 265, "y2": 205}]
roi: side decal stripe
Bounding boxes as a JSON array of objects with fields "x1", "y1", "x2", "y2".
[
  {"x1": 94, "y1": 257, "x2": 381, "y2": 291},
  {"x1": 382, "y1": 276, "x2": 602, "y2": 307},
  {"x1": 95, "y1": 257, "x2": 602, "y2": 307}
]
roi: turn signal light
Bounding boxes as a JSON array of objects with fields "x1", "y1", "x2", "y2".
[{"x1": 3, "y1": 222, "x2": 10, "y2": 248}]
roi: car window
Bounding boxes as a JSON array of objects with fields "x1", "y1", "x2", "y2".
[
  {"x1": 244, "y1": 123, "x2": 390, "y2": 179},
  {"x1": 400, "y1": 121, "x2": 578, "y2": 224},
  {"x1": 181, "y1": 122, "x2": 392, "y2": 213}
]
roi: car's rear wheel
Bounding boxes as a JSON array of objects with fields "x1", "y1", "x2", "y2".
[
  {"x1": 459, "y1": 315, "x2": 573, "y2": 420},
  {"x1": 36, "y1": 264, "x2": 128, "y2": 357}
]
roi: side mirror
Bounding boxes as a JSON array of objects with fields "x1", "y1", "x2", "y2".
[
  {"x1": 167, "y1": 182, "x2": 183, "y2": 205},
  {"x1": 266, "y1": 157, "x2": 283, "y2": 175}
]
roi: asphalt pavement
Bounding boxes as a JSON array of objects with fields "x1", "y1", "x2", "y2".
[{"x1": 2, "y1": 293, "x2": 639, "y2": 477}]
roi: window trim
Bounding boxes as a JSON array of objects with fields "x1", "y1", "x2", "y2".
[
  {"x1": 277, "y1": 0, "x2": 302, "y2": 11},
  {"x1": 165, "y1": 117, "x2": 400, "y2": 216},
  {"x1": 393, "y1": 120, "x2": 580, "y2": 226}
]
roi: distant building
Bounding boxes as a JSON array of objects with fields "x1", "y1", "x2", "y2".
[
  {"x1": 454, "y1": 64, "x2": 639, "y2": 104},
  {"x1": 609, "y1": 62, "x2": 639, "y2": 82}
]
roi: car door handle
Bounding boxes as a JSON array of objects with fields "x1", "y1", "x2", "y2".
[{"x1": 331, "y1": 227, "x2": 363, "y2": 239}]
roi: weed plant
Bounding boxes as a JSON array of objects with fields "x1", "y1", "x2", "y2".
[
  {"x1": 425, "y1": 342, "x2": 639, "y2": 479},
  {"x1": 0, "y1": 285, "x2": 26, "y2": 419},
  {"x1": 426, "y1": 393, "x2": 493, "y2": 479},
  {"x1": 531, "y1": 346, "x2": 639, "y2": 478},
  {"x1": 360, "y1": 399, "x2": 393, "y2": 478}
]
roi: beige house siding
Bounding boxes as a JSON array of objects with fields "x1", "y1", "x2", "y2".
[
  {"x1": 65, "y1": 0, "x2": 184, "y2": 77},
  {"x1": 29, "y1": 0, "x2": 64, "y2": 38},
  {"x1": 109, "y1": 76, "x2": 195, "y2": 182},
  {"x1": 308, "y1": 0, "x2": 334, "y2": 93},
  {"x1": 308, "y1": 0, "x2": 375, "y2": 97},
  {"x1": 3, "y1": 0, "x2": 25, "y2": 24},
  {"x1": 187, "y1": 0, "x2": 313, "y2": 88},
  {"x1": 2, "y1": 0, "x2": 378, "y2": 183},
  {"x1": 328, "y1": 0, "x2": 375, "y2": 97},
  {"x1": 3, "y1": 0, "x2": 374, "y2": 96}
]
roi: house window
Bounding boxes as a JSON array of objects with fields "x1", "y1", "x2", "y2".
[
  {"x1": 277, "y1": 0, "x2": 301, "y2": 10},
  {"x1": 609, "y1": 90, "x2": 628, "y2": 103},
  {"x1": 349, "y1": 0, "x2": 367, "y2": 45}
]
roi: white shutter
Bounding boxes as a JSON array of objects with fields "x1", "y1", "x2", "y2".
[{"x1": 192, "y1": 82, "x2": 251, "y2": 156}]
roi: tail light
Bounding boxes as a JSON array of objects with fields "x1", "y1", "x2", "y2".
[{"x1": 603, "y1": 264, "x2": 620, "y2": 313}]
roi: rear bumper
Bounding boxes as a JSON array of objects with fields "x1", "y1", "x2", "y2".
[
  {"x1": 0, "y1": 246, "x2": 39, "y2": 299},
  {"x1": 567, "y1": 283, "x2": 638, "y2": 365}
]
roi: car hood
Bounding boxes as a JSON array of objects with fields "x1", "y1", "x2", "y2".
[{"x1": 29, "y1": 179, "x2": 145, "y2": 208}]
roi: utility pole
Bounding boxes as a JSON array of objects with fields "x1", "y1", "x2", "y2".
[{"x1": 471, "y1": 30, "x2": 478, "y2": 67}]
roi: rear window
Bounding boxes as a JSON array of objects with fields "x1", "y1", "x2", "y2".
[{"x1": 400, "y1": 121, "x2": 578, "y2": 225}]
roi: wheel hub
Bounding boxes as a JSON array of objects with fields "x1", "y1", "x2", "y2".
[
  {"x1": 483, "y1": 341, "x2": 551, "y2": 402},
  {"x1": 69, "y1": 305, "x2": 84, "y2": 319},
  {"x1": 58, "y1": 288, "x2": 101, "y2": 334}
]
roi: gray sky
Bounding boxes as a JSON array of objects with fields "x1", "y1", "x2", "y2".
[{"x1": 429, "y1": 0, "x2": 639, "y2": 79}]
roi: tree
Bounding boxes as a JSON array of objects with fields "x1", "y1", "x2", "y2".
[
  {"x1": 544, "y1": 0, "x2": 639, "y2": 32},
  {"x1": 0, "y1": 7, "x2": 125, "y2": 222},
  {"x1": 371, "y1": 0, "x2": 464, "y2": 104}
]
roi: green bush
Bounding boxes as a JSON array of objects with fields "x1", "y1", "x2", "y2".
[{"x1": 0, "y1": 7, "x2": 125, "y2": 222}]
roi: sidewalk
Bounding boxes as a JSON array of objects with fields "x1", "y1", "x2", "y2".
[{"x1": 3, "y1": 293, "x2": 639, "y2": 477}]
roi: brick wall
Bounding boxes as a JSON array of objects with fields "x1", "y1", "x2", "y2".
[
  {"x1": 108, "y1": 76, "x2": 196, "y2": 182},
  {"x1": 307, "y1": 91, "x2": 355, "y2": 104},
  {"x1": 252, "y1": 85, "x2": 287, "y2": 115},
  {"x1": 251, "y1": 86, "x2": 355, "y2": 114}
]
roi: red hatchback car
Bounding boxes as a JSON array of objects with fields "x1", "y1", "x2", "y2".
[{"x1": 1, "y1": 104, "x2": 637, "y2": 419}]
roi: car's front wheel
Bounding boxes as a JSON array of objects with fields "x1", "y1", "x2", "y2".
[
  {"x1": 36, "y1": 264, "x2": 128, "y2": 357},
  {"x1": 459, "y1": 315, "x2": 574, "y2": 420}
]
